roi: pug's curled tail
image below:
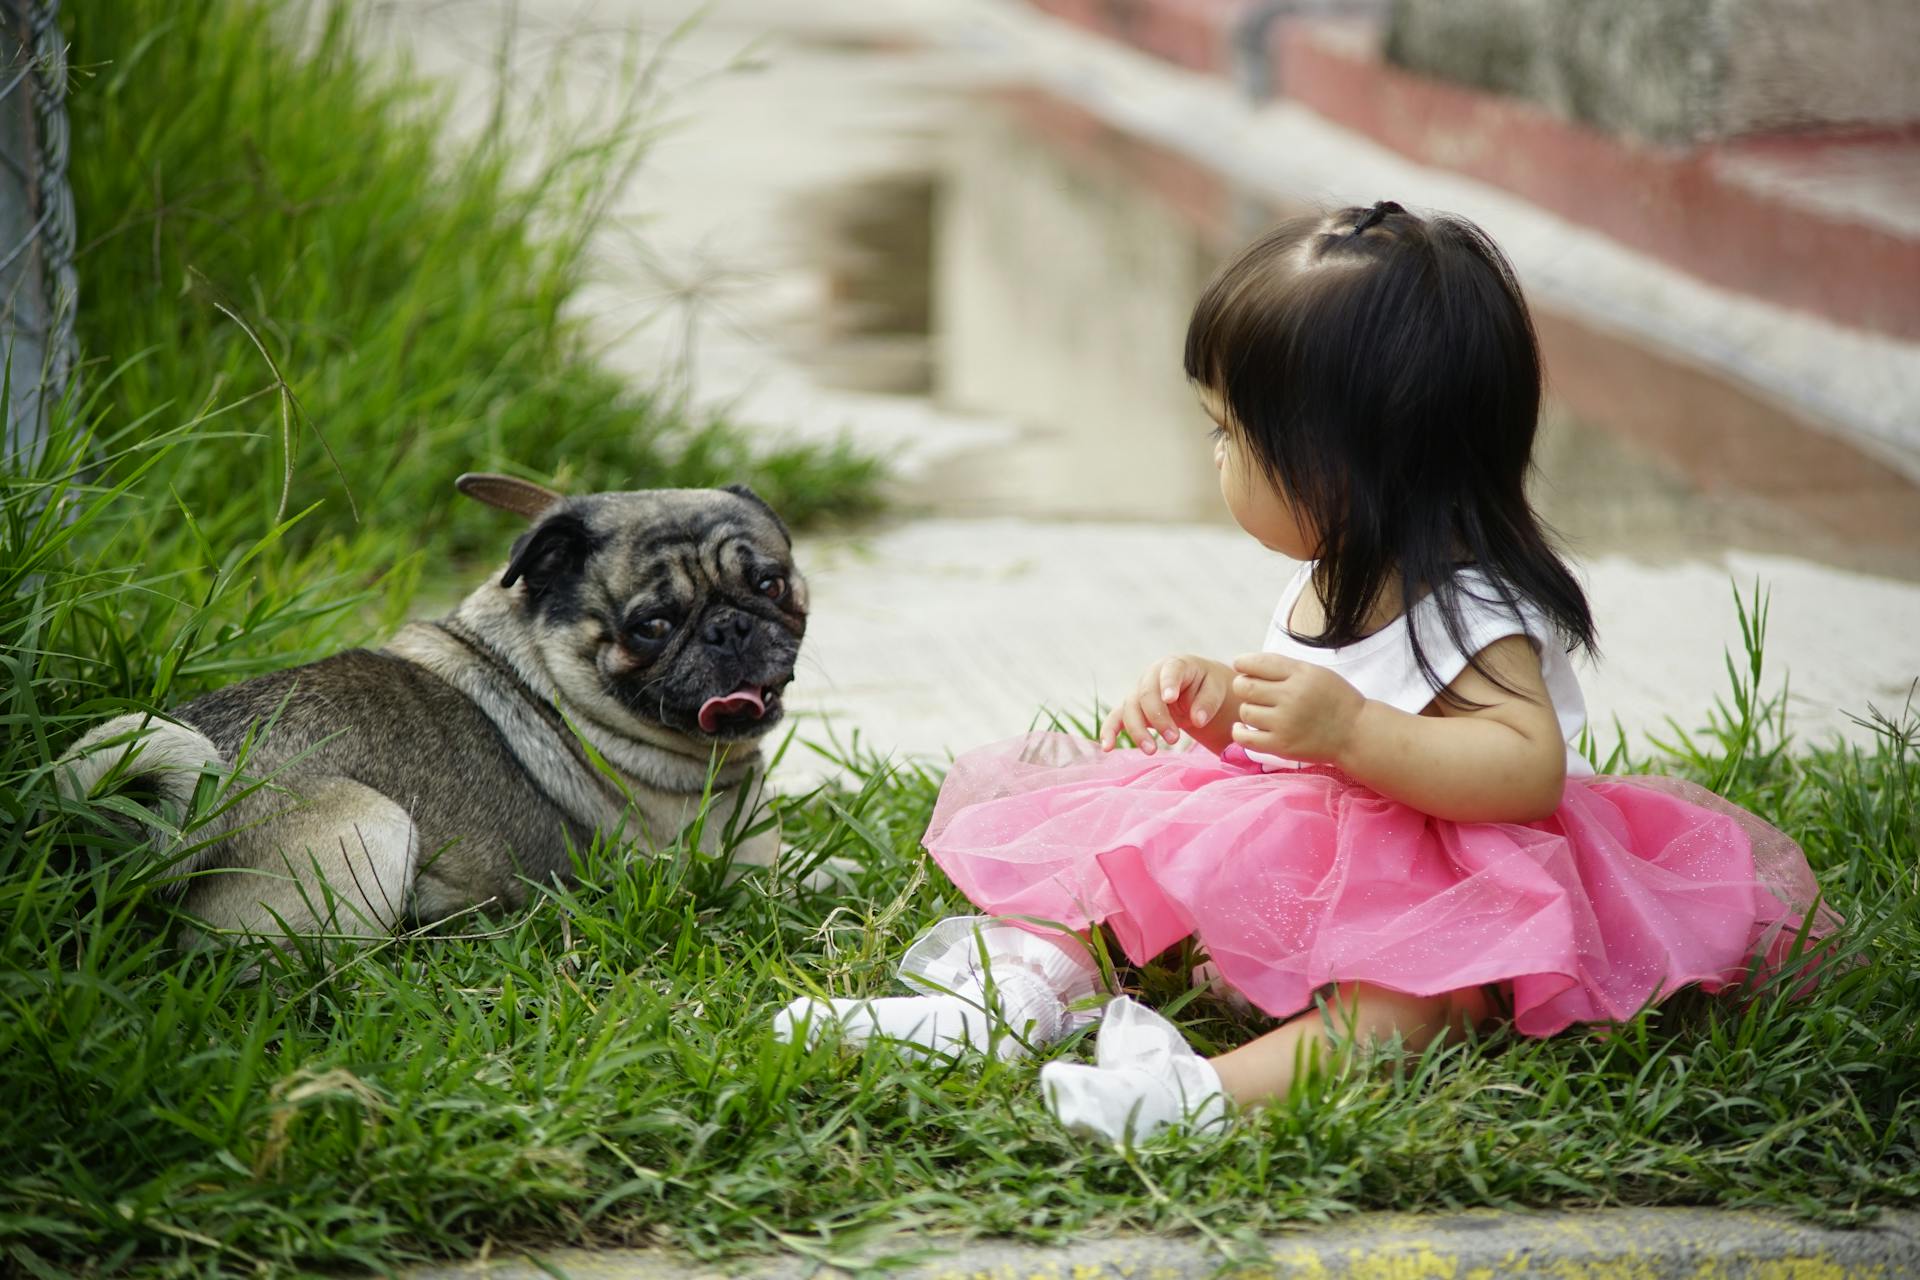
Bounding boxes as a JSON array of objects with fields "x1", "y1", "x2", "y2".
[{"x1": 56, "y1": 714, "x2": 226, "y2": 881}]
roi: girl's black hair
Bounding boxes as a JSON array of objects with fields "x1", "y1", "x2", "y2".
[{"x1": 1184, "y1": 201, "x2": 1596, "y2": 705}]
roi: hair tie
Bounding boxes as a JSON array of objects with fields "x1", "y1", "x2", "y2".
[{"x1": 1352, "y1": 200, "x2": 1404, "y2": 235}]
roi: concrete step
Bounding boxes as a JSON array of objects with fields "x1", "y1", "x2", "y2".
[
  {"x1": 1019, "y1": 0, "x2": 1920, "y2": 343},
  {"x1": 411, "y1": 1205, "x2": 1920, "y2": 1279}
]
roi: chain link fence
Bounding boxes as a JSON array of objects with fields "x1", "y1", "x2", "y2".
[{"x1": 0, "y1": 0, "x2": 75, "y2": 471}]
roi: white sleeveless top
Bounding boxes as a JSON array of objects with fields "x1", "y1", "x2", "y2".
[{"x1": 1252, "y1": 562, "x2": 1594, "y2": 779}]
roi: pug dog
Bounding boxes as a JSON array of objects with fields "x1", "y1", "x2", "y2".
[{"x1": 55, "y1": 474, "x2": 809, "y2": 940}]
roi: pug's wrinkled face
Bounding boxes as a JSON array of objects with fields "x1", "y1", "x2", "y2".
[{"x1": 502, "y1": 486, "x2": 807, "y2": 745}]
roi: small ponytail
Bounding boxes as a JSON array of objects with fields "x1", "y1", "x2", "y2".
[{"x1": 1350, "y1": 200, "x2": 1404, "y2": 236}]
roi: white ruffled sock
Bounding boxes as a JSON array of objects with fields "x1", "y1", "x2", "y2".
[
  {"x1": 773, "y1": 916, "x2": 1102, "y2": 1062},
  {"x1": 1039, "y1": 995, "x2": 1227, "y2": 1143},
  {"x1": 773, "y1": 968, "x2": 1068, "y2": 1061}
]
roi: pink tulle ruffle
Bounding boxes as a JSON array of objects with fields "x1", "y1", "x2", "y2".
[{"x1": 922, "y1": 733, "x2": 1835, "y2": 1036}]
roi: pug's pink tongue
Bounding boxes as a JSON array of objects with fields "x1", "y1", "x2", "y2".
[{"x1": 698, "y1": 687, "x2": 766, "y2": 733}]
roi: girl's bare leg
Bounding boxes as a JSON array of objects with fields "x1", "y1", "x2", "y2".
[{"x1": 1208, "y1": 981, "x2": 1492, "y2": 1105}]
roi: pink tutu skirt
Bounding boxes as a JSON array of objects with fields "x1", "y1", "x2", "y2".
[{"x1": 922, "y1": 734, "x2": 1837, "y2": 1036}]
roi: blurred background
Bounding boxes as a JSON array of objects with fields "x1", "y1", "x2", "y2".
[{"x1": 11, "y1": 0, "x2": 1919, "y2": 782}]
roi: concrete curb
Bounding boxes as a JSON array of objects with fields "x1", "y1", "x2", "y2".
[{"x1": 414, "y1": 1207, "x2": 1920, "y2": 1278}]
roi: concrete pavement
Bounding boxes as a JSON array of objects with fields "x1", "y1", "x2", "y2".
[
  {"x1": 368, "y1": 0, "x2": 1920, "y2": 793},
  {"x1": 413, "y1": 1207, "x2": 1920, "y2": 1278},
  {"x1": 788, "y1": 519, "x2": 1920, "y2": 786}
]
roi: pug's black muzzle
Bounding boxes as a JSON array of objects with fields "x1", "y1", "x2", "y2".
[{"x1": 617, "y1": 618, "x2": 799, "y2": 742}]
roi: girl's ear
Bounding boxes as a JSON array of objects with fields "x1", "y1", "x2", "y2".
[{"x1": 500, "y1": 512, "x2": 597, "y2": 603}]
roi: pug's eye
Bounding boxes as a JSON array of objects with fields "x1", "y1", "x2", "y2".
[
  {"x1": 756, "y1": 574, "x2": 788, "y2": 602},
  {"x1": 627, "y1": 616, "x2": 674, "y2": 643}
]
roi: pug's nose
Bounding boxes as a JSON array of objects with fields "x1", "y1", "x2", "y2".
[{"x1": 702, "y1": 612, "x2": 753, "y2": 655}]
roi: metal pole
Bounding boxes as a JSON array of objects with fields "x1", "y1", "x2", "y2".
[{"x1": 0, "y1": 0, "x2": 76, "y2": 472}]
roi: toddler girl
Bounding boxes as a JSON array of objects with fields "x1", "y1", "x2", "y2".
[{"x1": 776, "y1": 202, "x2": 1834, "y2": 1143}]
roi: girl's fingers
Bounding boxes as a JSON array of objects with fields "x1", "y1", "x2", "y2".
[
  {"x1": 1189, "y1": 677, "x2": 1223, "y2": 726},
  {"x1": 1231, "y1": 714, "x2": 1283, "y2": 748},
  {"x1": 1139, "y1": 682, "x2": 1180, "y2": 745},
  {"x1": 1233, "y1": 673, "x2": 1279, "y2": 705},
  {"x1": 1121, "y1": 699, "x2": 1156, "y2": 754},
  {"x1": 1233, "y1": 652, "x2": 1296, "y2": 680},
  {"x1": 1156, "y1": 657, "x2": 1191, "y2": 705},
  {"x1": 1099, "y1": 704, "x2": 1125, "y2": 751}
]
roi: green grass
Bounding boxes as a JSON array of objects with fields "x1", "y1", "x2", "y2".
[
  {"x1": 2, "y1": 1, "x2": 1916, "y2": 1276},
  {"x1": 66, "y1": 0, "x2": 883, "y2": 586},
  {"x1": 6, "y1": 391, "x2": 1918, "y2": 1278}
]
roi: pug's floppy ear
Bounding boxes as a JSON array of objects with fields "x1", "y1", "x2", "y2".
[
  {"x1": 457, "y1": 472, "x2": 564, "y2": 521},
  {"x1": 500, "y1": 511, "x2": 597, "y2": 602},
  {"x1": 722, "y1": 483, "x2": 790, "y2": 546}
]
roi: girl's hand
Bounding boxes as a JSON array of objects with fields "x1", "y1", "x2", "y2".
[
  {"x1": 1229, "y1": 653, "x2": 1367, "y2": 765},
  {"x1": 1100, "y1": 655, "x2": 1236, "y2": 753}
]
